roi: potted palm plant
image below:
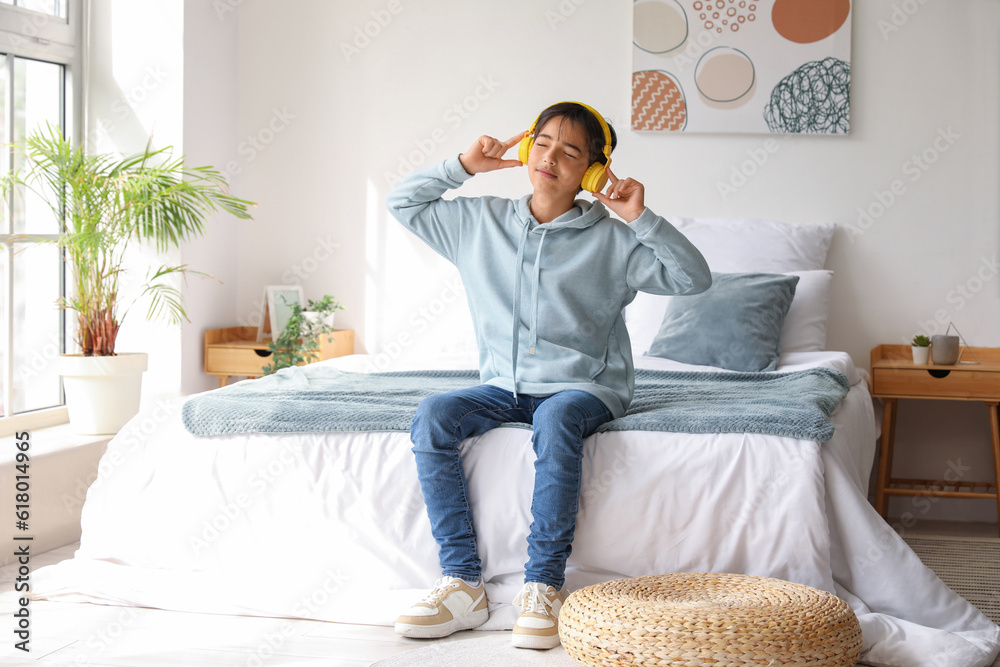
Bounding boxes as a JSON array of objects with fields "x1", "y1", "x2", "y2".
[{"x1": 3, "y1": 123, "x2": 254, "y2": 433}]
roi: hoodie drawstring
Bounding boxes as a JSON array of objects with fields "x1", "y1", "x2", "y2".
[
  {"x1": 510, "y1": 224, "x2": 547, "y2": 400},
  {"x1": 528, "y1": 228, "x2": 547, "y2": 355},
  {"x1": 510, "y1": 222, "x2": 531, "y2": 400}
]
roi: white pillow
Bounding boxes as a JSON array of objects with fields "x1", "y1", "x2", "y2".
[
  {"x1": 780, "y1": 270, "x2": 833, "y2": 352},
  {"x1": 670, "y1": 217, "x2": 836, "y2": 273},
  {"x1": 625, "y1": 289, "x2": 673, "y2": 359},
  {"x1": 625, "y1": 270, "x2": 833, "y2": 357}
]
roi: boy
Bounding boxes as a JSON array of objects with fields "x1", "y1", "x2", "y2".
[{"x1": 386, "y1": 101, "x2": 711, "y2": 649}]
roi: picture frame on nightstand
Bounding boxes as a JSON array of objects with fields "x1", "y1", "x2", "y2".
[
  {"x1": 258, "y1": 285, "x2": 305, "y2": 342},
  {"x1": 947, "y1": 322, "x2": 981, "y2": 365}
]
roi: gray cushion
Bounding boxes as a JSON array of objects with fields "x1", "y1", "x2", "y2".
[{"x1": 647, "y1": 272, "x2": 800, "y2": 372}]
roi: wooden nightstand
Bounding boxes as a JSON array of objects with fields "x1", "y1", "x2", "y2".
[
  {"x1": 870, "y1": 344, "x2": 1000, "y2": 535},
  {"x1": 205, "y1": 326, "x2": 355, "y2": 386}
]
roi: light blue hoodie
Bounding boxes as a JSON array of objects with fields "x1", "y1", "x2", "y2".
[{"x1": 386, "y1": 155, "x2": 712, "y2": 418}]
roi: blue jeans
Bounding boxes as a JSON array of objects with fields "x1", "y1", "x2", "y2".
[{"x1": 410, "y1": 384, "x2": 612, "y2": 590}]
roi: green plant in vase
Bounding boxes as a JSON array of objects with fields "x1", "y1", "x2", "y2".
[
  {"x1": 3, "y1": 122, "x2": 255, "y2": 356},
  {"x1": 263, "y1": 295, "x2": 345, "y2": 374}
]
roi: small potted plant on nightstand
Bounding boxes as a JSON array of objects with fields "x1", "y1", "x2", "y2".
[
  {"x1": 263, "y1": 295, "x2": 344, "y2": 374},
  {"x1": 300, "y1": 294, "x2": 344, "y2": 336},
  {"x1": 911, "y1": 334, "x2": 931, "y2": 364}
]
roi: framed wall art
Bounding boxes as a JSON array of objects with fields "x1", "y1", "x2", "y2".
[{"x1": 632, "y1": 0, "x2": 852, "y2": 134}]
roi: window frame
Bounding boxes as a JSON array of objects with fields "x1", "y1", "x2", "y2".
[{"x1": 0, "y1": 0, "x2": 83, "y2": 436}]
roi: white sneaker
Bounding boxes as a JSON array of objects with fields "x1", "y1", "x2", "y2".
[
  {"x1": 395, "y1": 576, "x2": 489, "y2": 638},
  {"x1": 511, "y1": 581, "x2": 563, "y2": 649}
]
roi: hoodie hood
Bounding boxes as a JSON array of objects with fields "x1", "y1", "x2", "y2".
[{"x1": 516, "y1": 195, "x2": 608, "y2": 231}]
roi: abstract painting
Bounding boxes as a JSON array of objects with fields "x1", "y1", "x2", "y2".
[{"x1": 632, "y1": 0, "x2": 852, "y2": 134}]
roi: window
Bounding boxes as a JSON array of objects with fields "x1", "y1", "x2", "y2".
[
  {"x1": 0, "y1": 0, "x2": 80, "y2": 429},
  {"x1": 0, "y1": 1, "x2": 68, "y2": 20}
]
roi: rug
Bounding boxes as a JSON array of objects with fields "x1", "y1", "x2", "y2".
[
  {"x1": 903, "y1": 535, "x2": 1000, "y2": 625},
  {"x1": 370, "y1": 633, "x2": 577, "y2": 667}
]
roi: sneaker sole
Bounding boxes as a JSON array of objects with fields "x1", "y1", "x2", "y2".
[
  {"x1": 511, "y1": 631, "x2": 561, "y2": 650},
  {"x1": 394, "y1": 607, "x2": 489, "y2": 638}
]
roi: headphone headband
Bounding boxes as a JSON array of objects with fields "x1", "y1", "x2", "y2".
[{"x1": 525, "y1": 101, "x2": 613, "y2": 162}]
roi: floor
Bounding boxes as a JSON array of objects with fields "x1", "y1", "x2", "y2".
[
  {"x1": 0, "y1": 520, "x2": 997, "y2": 667},
  {"x1": 0, "y1": 542, "x2": 506, "y2": 666}
]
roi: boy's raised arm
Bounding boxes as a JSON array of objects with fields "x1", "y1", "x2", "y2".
[{"x1": 386, "y1": 132, "x2": 524, "y2": 262}]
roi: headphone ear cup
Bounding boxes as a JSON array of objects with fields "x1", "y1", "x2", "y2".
[
  {"x1": 580, "y1": 163, "x2": 608, "y2": 193},
  {"x1": 518, "y1": 135, "x2": 534, "y2": 165}
]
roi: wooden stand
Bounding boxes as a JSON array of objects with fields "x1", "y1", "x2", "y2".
[
  {"x1": 870, "y1": 344, "x2": 1000, "y2": 535},
  {"x1": 205, "y1": 326, "x2": 355, "y2": 387}
]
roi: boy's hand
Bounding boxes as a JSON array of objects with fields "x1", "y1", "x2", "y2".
[
  {"x1": 592, "y1": 167, "x2": 645, "y2": 223},
  {"x1": 459, "y1": 132, "x2": 526, "y2": 175}
]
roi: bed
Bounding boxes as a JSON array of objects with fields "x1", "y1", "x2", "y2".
[{"x1": 31, "y1": 217, "x2": 1000, "y2": 667}]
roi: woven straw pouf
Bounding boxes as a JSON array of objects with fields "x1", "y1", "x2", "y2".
[{"x1": 559, "y1": 573, "x2": 862, "y2": 666}]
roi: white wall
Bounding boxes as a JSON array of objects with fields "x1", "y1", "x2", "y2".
[
  {"x1": 197, "y1": 1, "x2": 999, "y2": 522},
  {"x1": 86, "y1": 0, "x2": 185, "y2": 406},
  {"x1": 86, "y1": 0, "x2": 247, "y2": 398},
  {"x1": 179, "y1": 0, "x2": 243, "y2": 395}
]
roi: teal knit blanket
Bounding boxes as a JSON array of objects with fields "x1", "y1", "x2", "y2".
[{"x1": 181, "y1": 365, "x2": 850, "y2": 442}]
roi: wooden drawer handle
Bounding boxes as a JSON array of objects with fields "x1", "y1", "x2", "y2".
[
  {"x1": 254, "y1": 349, "x2": 273, "y2": 358},
  {"x1": 927, "y1": 369, "x2": 951, "y2": 379}
]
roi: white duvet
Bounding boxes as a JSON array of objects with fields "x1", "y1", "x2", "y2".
[{"x1": 31, "y1": 352, "x2": 1000, "y2": 667}]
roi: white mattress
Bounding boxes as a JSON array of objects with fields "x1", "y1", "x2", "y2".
[{"x1": 29, "y1": 352, "x2": 1000, "y2": 667}]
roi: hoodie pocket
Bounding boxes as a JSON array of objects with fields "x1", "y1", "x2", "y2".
[{"x1": 588, "y1": 346, "x2": 610, "y2": 380}]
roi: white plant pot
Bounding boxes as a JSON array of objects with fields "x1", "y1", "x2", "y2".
[
  {"x1": 302, "y1": 311, "x2": 336, "y2": 334},
  {"x1": 911, "y1": 346, "x2": 930, "y2": 365},
  {"x1": 56, "y1": 352, "x2": 148, "y2": 435}
]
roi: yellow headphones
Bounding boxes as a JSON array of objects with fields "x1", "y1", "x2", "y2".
[{"x1": 517, "y1": 101, "x2": 613, "y2": 193}]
